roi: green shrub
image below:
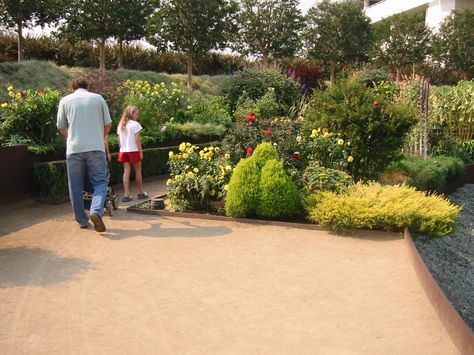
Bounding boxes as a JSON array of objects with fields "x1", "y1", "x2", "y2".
[
  {"x1": 183, "y1": 95, "x2": 232, "y2": 127},
  {"x1": 257, "y1": 159, "x2": 299, "y2": 218},
  {"x1": 33, "y1": 145, "x2": 180, "y2": 199},
  {"x1": 225, "y1": 157, "x2": 260, "y2": 217},
  {"x1": 307, "y1": 182, "x2": 460, "y2": 237},
  {"x1": 233, "y1": 90, "x2": 282, "y2": 121},
  {"x1": 392, "y1": 155, "x2": 465, "y2": 191},
  {"x1": 222, "y1": 68, "x2": 301, "y2": 113},
  {"x1": 302, "y1": 162, "x2": 353, "y2": 193},
  {"x1": 305, "y1": 80, "x2": 416, "y2": 180},
  {"x1": 251, "y1": 142, "x2": 278, "y2": 169},
  {"x1": 429, "y1": 135, "x2": 474, "y2": 163}
]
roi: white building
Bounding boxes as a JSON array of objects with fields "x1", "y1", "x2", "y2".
[{"x1": 363, "y1": 0, "x2": 474, "y2": 30}]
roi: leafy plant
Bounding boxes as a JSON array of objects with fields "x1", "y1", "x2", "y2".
[
  {"x1": 306, "y1": 182, "x2": 460, "y2": 238},
  {"x1": 301, "y1": 162, "x2": 353, "y2": 193}
]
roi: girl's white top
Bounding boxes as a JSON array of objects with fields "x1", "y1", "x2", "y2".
[{"x1": 118, "y1": 120, "x2": 142, "y2": 152}]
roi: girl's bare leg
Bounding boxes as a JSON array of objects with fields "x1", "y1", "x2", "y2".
[
  {"x1": 123, "y1": 162, "x2": 131, "y2": 197},
  {"x1": 133, "y1": 161, "x2": 145, "y2": 194}
]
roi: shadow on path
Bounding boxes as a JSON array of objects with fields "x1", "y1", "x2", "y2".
[
  {"x1": 0, "y1": 247, "x2": 92, "y2": 287},
  {"x1": 104, "y1": 219, "x2": 233, "y2": 240}
]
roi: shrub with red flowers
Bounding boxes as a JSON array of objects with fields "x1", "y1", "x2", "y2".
[{"x1": 0, "y1": 85, "x2": 62, "y2": 153}]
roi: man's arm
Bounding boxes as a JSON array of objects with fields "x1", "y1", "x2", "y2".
[
  {"x1": 56, "y1": 100, "x2": 68, "y2": 139},
  {"x1": 58, "y1": 128, "x2": 68, "y2": 139},
  {"x1": 104, "y1": 123, "x2": 112, "y2": 161}
]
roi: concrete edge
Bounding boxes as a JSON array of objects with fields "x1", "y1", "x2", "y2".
[{"x1": 404, "y1": 228, "x2": 474, "y2": 355}]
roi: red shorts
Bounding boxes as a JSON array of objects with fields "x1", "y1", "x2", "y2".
[{"x1": 118, "y1": 151, "x2": 141, "y2": 164}]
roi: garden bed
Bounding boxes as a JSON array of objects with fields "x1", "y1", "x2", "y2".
[{"x1": 414, "y1": 183, "x2": 474, "y2": 331}]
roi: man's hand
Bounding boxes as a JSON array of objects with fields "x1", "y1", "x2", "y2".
[{"x1": 106, "y1": 151, "x2": 112, "y2": 162}]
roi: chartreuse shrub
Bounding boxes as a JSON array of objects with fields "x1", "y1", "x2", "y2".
[
  {"x1": 251, "y1": 142, "x2": 278, "y2": 169},
  {"x1": 305, "y1": 80, "x2": 416, "y2": 180},
  {"x1": 389, "y1": 155, "x2": 464, "y2": 191},
  {"x1": 307, "y1": 182, "x2": 460, "y2": 237},
  {"x1": 257, "y1": 159, "x2": 299, "y2": 218},
  {"x1": 225, "y1": 158, "x2": 260, "y2": 217}
]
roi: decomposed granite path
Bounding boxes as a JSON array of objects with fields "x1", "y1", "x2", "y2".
[{"x1": 0, "y1": 178, "x2": 458, "y2": 354}]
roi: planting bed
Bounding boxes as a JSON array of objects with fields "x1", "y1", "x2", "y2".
[{"x1": 414, "y1": 183, "x2": 474, "y2": 331}]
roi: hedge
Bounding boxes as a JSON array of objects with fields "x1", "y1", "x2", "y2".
[{"x1": 33, "y1": 145, "x2": 181, "y2": 200}]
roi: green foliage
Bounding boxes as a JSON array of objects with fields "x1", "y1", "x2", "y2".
[
  {"x1": 430, "y1": 81, "x2": 474, "y2": 140},
  {"x1": 304, "y1": 0, "x2": 372, "y2": 83},
  {"x1": 183, "y1": 95, "x2": 232, "y2": 127},
  {"x1": 167, "y1": 122, "x2": 227, "y2": 139},
  {"x1": 307, "y1": 182, "x2": 460, "y2": 238},
  {"x1": 305, "y1": 80, "x2": 416, "y2": 180},
  {"x1": 301, "y1": 162, "x2": 353, "y2": 193},
  {"x1": 371, "y1": 12, "x2": 431, "y2": 78},
  {"x1": 0, "y1": 86, "x2": 61, "y2": 147},
  {"x1": 251, "y1": 141, "x2": 278, "y2": 169},
  {"x1": 222, "y1": 68, "x2": 301, "y2": 113},
  {"x1": 233, "y1": 90, "x2": 281, "y2": 121},
  {"x1": 225, "y1": 157, "x2": 260, "y2": 217},
  {"x1": 391, "y1": 155, "x2": 465, "y2": 191},
  {"x1": 236, "y1": 0, "x2": 304, "y2": 60},
  {"x1": 433, "y1": 9, "x2": 474, "y2": 80},
  {"x1": 256, "y1": 159, "x2": 299, "y2": 218},
  {"x1": 353, "y1": 69, "x2": 392, "y2": 88},
  {"x1": 166, "y1": 143, "x2": 232, "y2": 211},
  {"x1": 33, "y1": 145, "x2": 179, "y2": 199},
  {"x1": 429, "y1": 135, "x2": 474, "y2": 164}
]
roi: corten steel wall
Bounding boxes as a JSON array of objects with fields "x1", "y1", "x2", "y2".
[
  {"x1": 0, "y1": 145, "x2": 34, "y2": 201},
  {"x1": 441, "y1": 164, "x2": 474, "y2": 195}
]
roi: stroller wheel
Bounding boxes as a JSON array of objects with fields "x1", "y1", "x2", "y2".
[
  {"x1": 106, "y1": 200, "x2": 114, "y2": 217},
  {"x1": 112, "y1": 195, "x2": 119, "y2": 210}
]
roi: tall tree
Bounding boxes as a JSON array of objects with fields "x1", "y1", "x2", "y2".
[
  {"x1": 371, "y1": 12, "x2": 431, "y2": 82},
  {"x1": 434, "y1": 9, "x2": 474, "y2": 80},
  {"x1": 0, "y1": 0, "x2": 62, "y2": 61},
  {"x1": 304, "y1": 0, "x2": 371, "y2": 85},
  {"x1": 56, "y1": 0, "x2": 116, "y2": 76},
  {"x1": 146, "y1": 0, "x2": 238, "y2": 88},
  {"x1": 113, "y1": 0, "x2": 153, "y2": 68},
  {"x1": 236, "y1": 0, "x2": 304, "y2": 62}
]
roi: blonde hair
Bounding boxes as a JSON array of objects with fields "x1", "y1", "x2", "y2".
[{"x1": 118, "y1": 105, "x2": 139, "y2": 131}]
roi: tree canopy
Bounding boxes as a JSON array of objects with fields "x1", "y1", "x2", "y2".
[
  {"x1": 236, "y1": 0, "x2": 304, "y2": 61},
  {"x1": 304, "y1": 0, "x2": 371, "y2": 84},
  {"x1": 146, "y1": 0, "x2": 238, "y2": 87}
]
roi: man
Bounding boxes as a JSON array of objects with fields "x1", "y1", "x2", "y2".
[{"x1": 57, "y1": 77, "x2": 112, "y2": 232}]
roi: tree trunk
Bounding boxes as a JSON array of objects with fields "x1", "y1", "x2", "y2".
[
  {"x1": 329, "y1": 60, "x2": 336, "y2": 86},
  {"x1": 99, "y1": 38, "x2": 106, "y2": 79},
  {"x1": 17, "y1": 22, "x2": 24, "y2": 62},
  {"x1": 412, "y1": 63, "x2": 416, "y2": 79},
  {"x1": 396, "y1": 67, "x2": 400, "y2": 84},
  {"x1": 118, "y1": 39, "x2": 124, "y2": 69},
  {"x1": 186, "y1": 51, "x2": 193, "y2": 89}
]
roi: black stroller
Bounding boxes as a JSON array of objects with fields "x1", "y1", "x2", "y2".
[{"x1": 82, "y1": 171, "x2": 119, "y2": 216}]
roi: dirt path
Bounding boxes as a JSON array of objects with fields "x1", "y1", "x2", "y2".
[{"x1": 0, "y1": 178, "x2": 458, "y2": 354}]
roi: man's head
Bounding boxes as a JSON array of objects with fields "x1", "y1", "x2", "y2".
[{"x1": 70, "y1": 76, "x2": 89, "y2": 91}]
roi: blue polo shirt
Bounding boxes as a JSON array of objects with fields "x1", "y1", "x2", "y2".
[{"x1": 57, "y1": 89, "x2": 112, "y2": 155}]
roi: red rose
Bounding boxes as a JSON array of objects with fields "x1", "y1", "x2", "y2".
[
  {"x1": 246, "y1": 115, "x2": 255, "y2": 122},
  {"x1": 291, "y1": 153, "x2": 300, "y2": 160},
  {"x1": 264, "y1": 129, "x2": 270, "y2": 136},
  {"x1": 246, "y1": 147, "x2": 253, "y2": 155}
]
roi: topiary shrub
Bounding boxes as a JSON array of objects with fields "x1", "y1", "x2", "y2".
[
  {"x1": 251, "y1": 141, "x2": 278, "y2": 170},
  {"x1": 257, "y1": 159, "x2": 299, "y2": 219},
  {"x1": 225, "y1": 157, "x2": 260, "y2": 217},
  {"x1": 306, "y1": 182, "x2": 460, "y2": 237}
]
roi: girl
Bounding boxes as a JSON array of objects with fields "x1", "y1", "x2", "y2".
[{"x1": 117, "y1": 105, "x2": 148, "y2": 202}]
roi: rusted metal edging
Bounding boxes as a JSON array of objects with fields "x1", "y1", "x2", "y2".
[{"x1": 405, "y1": 228, "x2": 474, "y2": 355}]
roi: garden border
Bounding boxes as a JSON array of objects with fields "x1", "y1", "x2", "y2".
[{"x1": 404, "y1": 228, "x2": 474, "y2": 355}]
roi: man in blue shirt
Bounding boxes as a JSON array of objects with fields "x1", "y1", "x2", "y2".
[{"x1": 57, "y1": 76, "x2": 112, "y2": 232}]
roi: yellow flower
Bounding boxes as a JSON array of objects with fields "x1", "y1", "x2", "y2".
[
  {"x1": 224, "y1": 153, "x2": 230, "y2": 159},
  {"x1": 298, "y1": 116, "x2": 304, "y2": 121},
  {"x1": 347, "y1": 156, "x2": 354, "y2": 163},
  {"x1": 186, "y1": 142, "x2": 191, "y2": 147},
  {"x1": 1, "y1": 102, "x2": 8, "y2": 108},
  {"x1": 193, "y1": 168, "x2": 199, "y2": 173},
  {"x1": 347, "y1": 141, "x2": 351, "y2": 146},
  {"x1": 183, "y1": 153, "x2": 188, "y2": 159},
  {"x1": 162, "y1": 100, "x2": 167, "y2": 105},
  {"x1": 179, "y1": 143, "x2": 186, "y2": 152},
  {"x1": 215, "y1": 147, "x2": 220, "y2": 152},
  {"x1": 168, "y1": 151, "x2": 174, "y2": 158},
  {"x1": 224, "y1": 184, "x2": 229, "y2": 191},
  {"x1": 225, "y1": 165, "x2": 232, "y2": 171},
  {"x1": 7, "y1": 86, "x2": 13, "y2": 91},
  {"x1": 323, "y1": 132, "x2": 330, "y2": 138},
  {"x1": 166, "y1": 179, "x2": 172, "y2": 185},
  {"x1": 337, "y1": 139, "x2": 344, "y2": 145}
]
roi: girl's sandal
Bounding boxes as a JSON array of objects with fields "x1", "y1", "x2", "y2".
[
  {"x1": 121, "y1": 196, "x2": 133, "y2": 202},
  {"x1": 137, "y1": 192, "x2": 149, "y2": 200}
]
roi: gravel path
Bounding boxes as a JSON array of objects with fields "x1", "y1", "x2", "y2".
[{"x1": 414, "y1": 184, "x2": 474, "y2": 330}]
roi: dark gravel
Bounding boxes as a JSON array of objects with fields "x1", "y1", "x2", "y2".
[{"x1": 414, "y1": 184, "x2": 474, "y2": 331}]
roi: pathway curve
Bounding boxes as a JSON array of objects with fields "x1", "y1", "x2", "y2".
[{"x1": 0, "y1": 178, "x2": 458, "y2": 354}]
